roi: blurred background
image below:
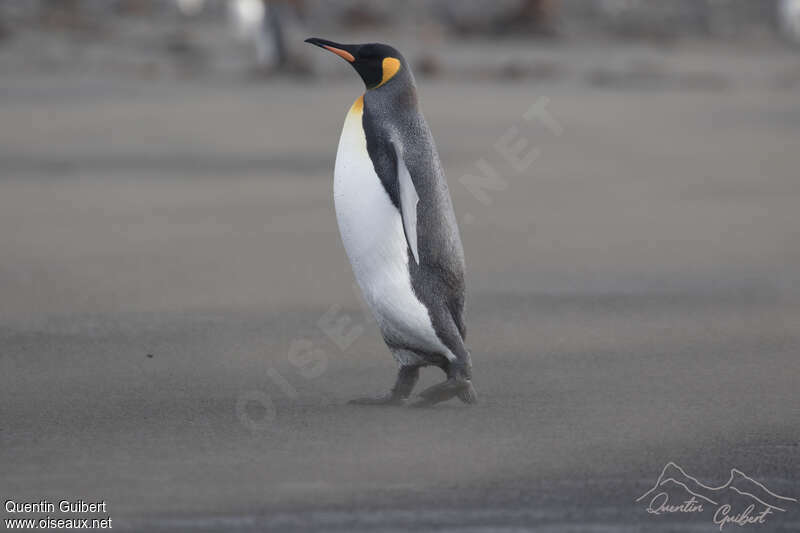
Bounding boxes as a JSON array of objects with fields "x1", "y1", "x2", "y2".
[
  {"x1": 2, "y1": 1, "x2": 800, "y2": 79},
  {"x1": 2, "y1": 1, "x2": 799, "y2": 532}
]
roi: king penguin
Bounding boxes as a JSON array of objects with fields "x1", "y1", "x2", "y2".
[{"x1": 305, "y1": 38, "x2": 476, "y2": 407}]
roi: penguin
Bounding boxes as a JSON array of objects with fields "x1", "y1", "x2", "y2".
[{"x1": 305, "y1": 38, "x2": 476, "y2": 407}]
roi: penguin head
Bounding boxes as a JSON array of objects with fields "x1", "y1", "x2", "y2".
[{"x1": 305, "y1": 38, "x2": 405, "y2": 90}]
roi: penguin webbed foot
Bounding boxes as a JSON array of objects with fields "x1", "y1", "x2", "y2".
[
  {"x1": 348, "y1": 364, "x2": 419, "y2": 406},
  {"x1": 410, "y1": 377, "x2": 478, "y2": 408}
]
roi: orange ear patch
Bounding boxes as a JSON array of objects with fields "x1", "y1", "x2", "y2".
[{"x1": 375, "y1": 57, "x2": 401, "y2": 88}]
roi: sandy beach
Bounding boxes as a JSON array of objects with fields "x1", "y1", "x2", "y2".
[{"x1": 2, "y1": 42, "x2": 799, "y2": 531}]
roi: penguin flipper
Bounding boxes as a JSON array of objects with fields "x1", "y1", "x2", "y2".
[{"x1": 392, "y1": 142, "x2": 420, "y2": 264}]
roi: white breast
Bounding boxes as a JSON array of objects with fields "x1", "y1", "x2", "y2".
[{"x1": 333, "y1": 96, "x2": 454, "y2": 362}]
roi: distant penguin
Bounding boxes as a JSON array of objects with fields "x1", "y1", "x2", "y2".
[{"x1": 305, "y1": 38, "x2": 476, "y2": 407}]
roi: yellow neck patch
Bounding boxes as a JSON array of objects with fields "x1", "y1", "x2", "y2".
[
  {"x1": 375, "y1": 57, "x2": 401, "y2": 89},
  {"x1": 349, "y1": 94, "x2": 364, "y2": 115}
]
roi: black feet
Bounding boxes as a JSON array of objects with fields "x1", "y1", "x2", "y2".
[
  {"x1": 348, "y1": 365, "x2": 420, "y2": 406},
  {"x1": 348, "y1": 362, "x2": 477, "y2": 408},
  {"x1": 410, "y1": 377, "x2": 478, "y2": 408}
]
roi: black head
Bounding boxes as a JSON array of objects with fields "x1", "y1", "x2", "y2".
[{"x1": 305, "y1": 38, "x2": 405, "y2": 90}]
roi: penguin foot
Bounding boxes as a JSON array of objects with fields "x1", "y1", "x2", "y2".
[
  {"x1": 348, "y1": 393, "x2": 406, "y2": 406},
  {"x1": 457, "y1": 381, "x2": 479, "y2": 404},
  {"x1": 410, "y1": 378, "x2": 478, "y2": 408}
]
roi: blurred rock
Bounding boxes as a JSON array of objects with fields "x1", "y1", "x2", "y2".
[
  {"x1": 437, "y1": 0, "x2": 558, "y2": 37},
  {"x1": 114, "y1": 0, "x2": 158, "y2": 16},
  {"x1": 416, "y1": 53, "x2": 442, "y2": 78},
  {"x1": 163, "y1": 29, "x2": 208, "y2": 74},
  {"x1": 587, "y1": 60, "x2": 729, "y2": 90},
  {"x1": 339, "y1": 1, "x2": 390, "y2": 29}
]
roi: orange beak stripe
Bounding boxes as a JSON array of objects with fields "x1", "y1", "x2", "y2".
[{"x1": 322, "y1": 45, "x2": 355, "y2": 63}]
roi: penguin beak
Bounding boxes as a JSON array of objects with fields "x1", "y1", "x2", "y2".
[{"x1": 304, "y1": 37, "x2": 356, "y2": 63}]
